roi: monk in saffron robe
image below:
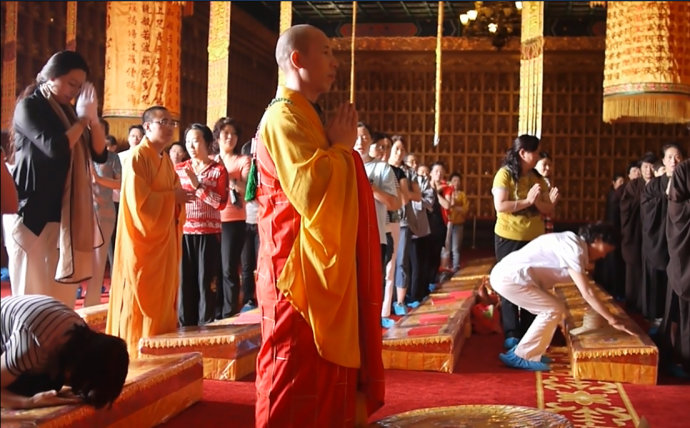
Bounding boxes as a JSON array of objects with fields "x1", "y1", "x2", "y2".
[
  {"x1": 254, "y1": 25, "x2": 384, "y2": 427},
  {"x1": 106, "y1": 106, "x2": 189, "y2": 357},
  {"x1": 662, "y1": 158, "x2": 690, "y2": 375}
]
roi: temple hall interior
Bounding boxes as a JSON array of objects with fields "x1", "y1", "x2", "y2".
[{"x1": 1, "y1": 1, "x2": 689, "y2": 427}]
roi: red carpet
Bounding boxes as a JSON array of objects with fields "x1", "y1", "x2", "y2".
[
  {"x1": 2, "y1": 251, "x2": 688, "y2": 427},
  {"x1": 159, "y1": 331, "x2": 688, "y2": 428}
]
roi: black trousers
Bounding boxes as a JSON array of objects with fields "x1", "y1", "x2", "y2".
[
  {"x1": 408, "y1": 235, "x2": 430, "y2": 303},
  {"x1": 240, "y1": 223, "x2": 260, "y2": 306},
  {"x1": 218, "y1": 220, "x2": 246, "y2": 319},
  {"x1": 179, "y1": 233, "x2": 220, "y2": 326},
  {"x1": 426, "y1": 226, "x2": 446, "y2": 286},
  {"x1": 494, "y1": 234, "x2": 532, "y2": 340}
]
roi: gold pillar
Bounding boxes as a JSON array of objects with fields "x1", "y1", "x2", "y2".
[
  {"x1": 278, "y1": 2, "x2": 292, "y2": 87},
  {"x1": 518, "y1": 1, "x2": 544, "y2": 138},
  {"x1": 103, "y1": 1, "x2": 183, "y2": 142},
  {"x1": 433, "y1": 1, "x2": 443, "y2": 146},
  {"x1": 1, "y1": 2, "x2": 17, "y2": 132},
  {"x1": 66, "y1": 1, "x2": 77, "y2": 50},
  {"x1": 207, "y1": 1, "x2": 232, "y2": 127},
  {"x1": 350, "y1": 1, "x2": 357, "y2": 104},
  {"x1": 603, "y1": 1, "x2": 690, "y2": 124}
]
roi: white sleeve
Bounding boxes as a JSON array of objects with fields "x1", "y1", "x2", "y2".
[{"x1": 559, "y1": 233, "x2": 588, "y2": 273}]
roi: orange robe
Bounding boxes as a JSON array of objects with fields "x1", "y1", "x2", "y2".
[
  {"x1": 254, "y1": 86, "x2": 384, "y2": 427},
  {"x1": 106, "y1": 137, "x2": 184, "y2": 356}
]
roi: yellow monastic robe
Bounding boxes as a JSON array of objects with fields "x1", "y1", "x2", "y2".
[
  {"x1": 259, "y1": 86, "x2": 360, "y2": 368},
  {"x1": 106, "y1": 137, "x2": 184, "y2": 356}
]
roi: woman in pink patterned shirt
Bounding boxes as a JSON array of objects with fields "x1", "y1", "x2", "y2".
[
  {"x1": 175, "y1": 123, "x2": 228, "y2": 326},
  {"x1": 213, "y1": 117, "x2": 251, "y2": 318}
]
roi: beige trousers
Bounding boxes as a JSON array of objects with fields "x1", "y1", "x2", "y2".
[{"x1": 2, "y1": 214, "x2": 78, "y2": 308}]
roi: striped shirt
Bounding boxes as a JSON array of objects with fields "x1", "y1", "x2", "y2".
[
  {"x1": 1, "y1": 295, "x2": 85, "y2": 376},
  {"x1": 175, "y1": 159, "x2": 229, "y2": 234}
]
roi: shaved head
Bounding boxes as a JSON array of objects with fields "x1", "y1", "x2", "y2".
[{"x1": 275, "y1": 24, "x2": 323, "y2": 72}]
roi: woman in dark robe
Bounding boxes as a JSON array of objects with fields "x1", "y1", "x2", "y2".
[
  {"x1": 661, "y1": 158, "x2": 690, "y2": 376},
  {"x1": 594, "y1": 173, "x2": 626, "y2": 299},
  {"x1": 619, "y1": 153, "x2": 656, "y2": 312}
]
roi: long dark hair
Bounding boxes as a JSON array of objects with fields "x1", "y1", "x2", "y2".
[
  {"x1": 18, "y1": 50, "x2": 89, "y2": 103},
  {"x1": 10, "y1": 51, "x2": 90, "y2": 160},
  {"x1": 502, "y1": 134, "x2": 540, "y2": 183}
]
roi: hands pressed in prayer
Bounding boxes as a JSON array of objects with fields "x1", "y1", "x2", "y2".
[
  {"x1": 526, "y1": 183, "x2": 541, "y2": 205},
  {"x1": 183, "y1": 166, "x2": 199, "y2": 189},
  {"x1": 75, "y1": 82, "x2": 99, "y2": 125},
  {"x1": 326, "y1": 103, "x2": 358, "y2": 149},
  {"x1": 549, "y1": 186, "x2": 560, "y2": 204},
  {"x1": 175, "y1": 187, "x2": 195, "y2": 204}
]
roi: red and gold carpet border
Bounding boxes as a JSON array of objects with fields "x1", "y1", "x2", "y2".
[{"x1": 537, "y1": 347, "x2": 639, "y2": 427}]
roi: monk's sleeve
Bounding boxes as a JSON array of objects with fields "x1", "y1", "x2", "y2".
[
  {"x1": 620, "y1": 179, "x2": 639, "y2": 237},
  {"x1": 263, "y1": 106, "x2": 356, "y2": 244},
  {"x1": 667, "y1": 160, "x2": 690, "y2": 297}
]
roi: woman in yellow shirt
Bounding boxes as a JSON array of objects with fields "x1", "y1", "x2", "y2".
[{"x1": 492, "y1": 135, "x2": 559, "y2": 349}]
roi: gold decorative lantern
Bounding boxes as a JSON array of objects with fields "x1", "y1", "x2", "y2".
[{"x1": 603, "y1": 1, "x2": 690, "y2": 124}]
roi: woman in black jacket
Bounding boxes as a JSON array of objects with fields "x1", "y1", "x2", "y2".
[{"x1": 3, "y1": 50, "x2": 107, "y2": 307}]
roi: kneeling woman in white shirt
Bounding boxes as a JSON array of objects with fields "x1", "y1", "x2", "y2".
[{"x1": 490, "y1": 223, "x2": 635, "y2": 371}]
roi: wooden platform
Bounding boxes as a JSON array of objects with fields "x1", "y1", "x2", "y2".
[
  {"x1": 453, "y1": 257, "x2": 496, "y2": 280},
  {"x1": 556, "y1": 282, "x2": 658, "y2": 385},
  {"x1": 75, "y1": 303, "x2": 108, "y2": 333},
  {"x1": 139, "y1": 312, "x2": 261, "y2": 381},
  {"x1": 1, "y1": 353, "x2": 203, "y2": 428},
  {"x1": 381, "y1": 277, "x2": 480, "y2": 373}
]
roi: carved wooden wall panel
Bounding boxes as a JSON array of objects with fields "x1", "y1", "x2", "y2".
[{"x1": 324, "y1": 36, "x2": 689, "y2": 222}]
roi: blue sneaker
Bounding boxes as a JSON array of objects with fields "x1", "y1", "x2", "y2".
[
  {"x1": 240, "y1": 303, "x2": 257, "y2": 313},
  {"x1": 503, "y1": 337, "x2": 520, "y2": 350},
  {"x1": 506, "y1": 344, "x2": 552, "y2": 364},
  {"x1": 499, "y1": 352, "x2": 550, "y2": 371},
  {"x1": 407, "y1": 301, "x2": 421, "y2": 309},
  {"x1": 393, "y1": 302, "x2": 408, "y2": 316},
  {"x1": 381, "y1": 318, "x2": 395, "y2": 329},
  {"x1": 0, "y1": 267, "x2": 9, "y2": 281},
  {"x1": 428, "y1": 283, "x2": 438, "y2": 293}
]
